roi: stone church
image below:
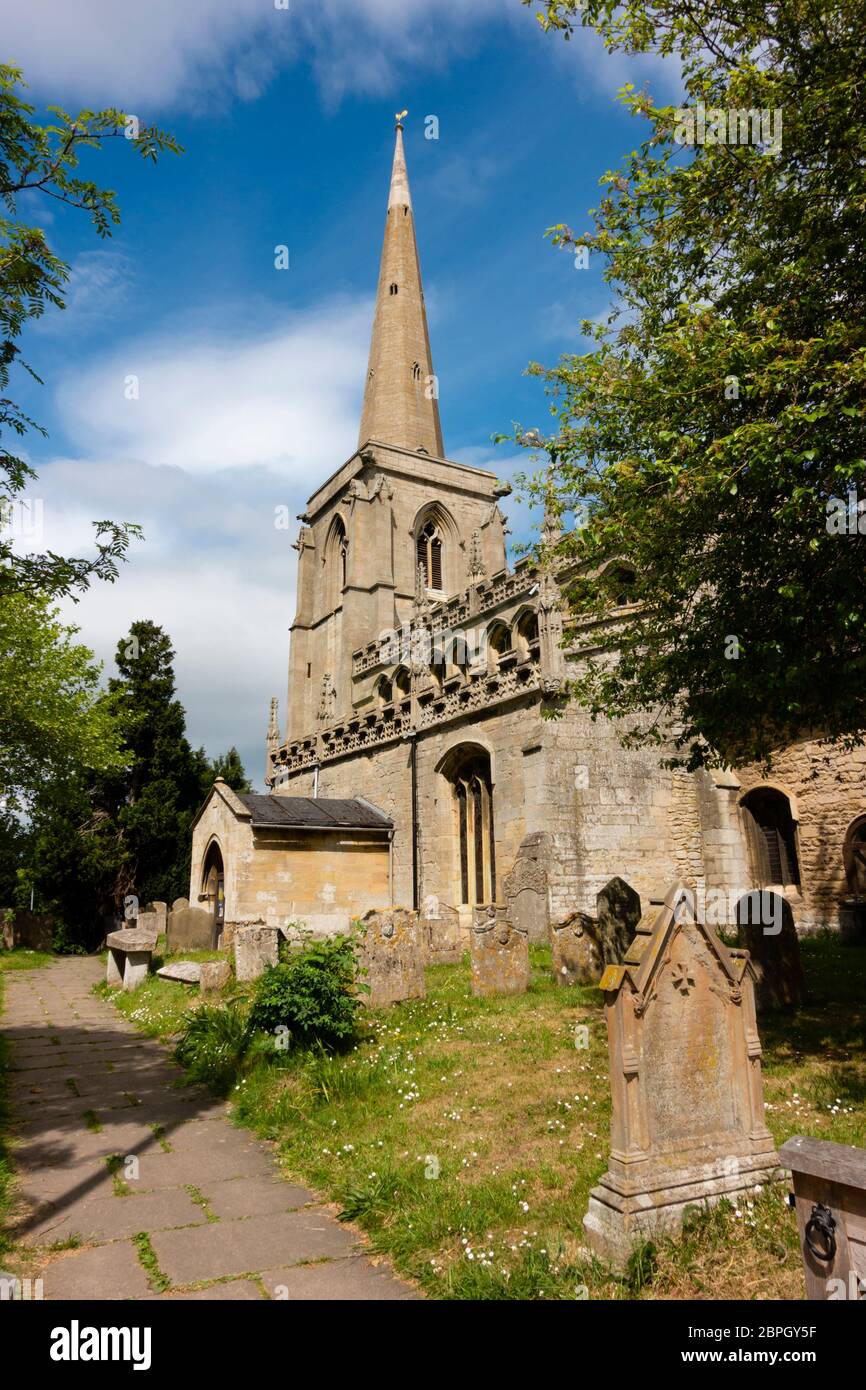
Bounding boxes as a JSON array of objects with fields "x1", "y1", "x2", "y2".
[{"x1": 190, "y1": 120, "x2": 866, "y2": 944}]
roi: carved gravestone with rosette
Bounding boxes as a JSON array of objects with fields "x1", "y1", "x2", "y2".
[
  {"x1": 584, "y1": 881, "x2": 779, "y2": 1266},
  {"x1": 503, "y1": 832, "x2": 551, "y2": 945}
]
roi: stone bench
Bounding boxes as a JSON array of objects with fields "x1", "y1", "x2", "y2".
[{"x1": 105, "y1": 928, "x2": 158, "y2": 992}]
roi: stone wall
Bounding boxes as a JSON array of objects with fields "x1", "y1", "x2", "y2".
[{"x1": 736, "y1": 739, "x2": 866, "y2": 931}]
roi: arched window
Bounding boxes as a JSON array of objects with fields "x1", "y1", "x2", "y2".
[
  {"x1": 324, "y1": 516, "x2": 348, "y2": 608},
  {"x1": 417, "y1": 519, "x2": 443, "y2": 590},
  {"x1": 741, "y1": 788, "x2": 801, "y2": 888},
  {"x1": 376, "y1": 675, "x2": 393, "y2": 707},
  {"x1": 486, "y1": 622, "x2": 510, "y2": 671},
  {"x1": 389, "y1": 282, "x2": 398, "y2": 295},
  {"x1": 843, "y1": 814, "x2": 866, "y2": 897},
  {"x1": 441, "y1": 746, "x2": 496, "y2": 906},
  {"x1": 393, "y1": 667, "x2": 411, "y2": 699},
  {"x1": 610, "y1": 565, "x2": 637, "y2": 607},
  {"x1": 514, "y1": 609, "x2": 539, "y2": 656}
]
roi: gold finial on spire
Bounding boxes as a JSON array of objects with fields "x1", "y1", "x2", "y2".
[{"x1": 395, "y1": 108, "x2": 408, "y2": 128}]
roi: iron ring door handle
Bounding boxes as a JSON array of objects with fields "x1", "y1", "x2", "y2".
[{"x1": 804, "y1": 1203, "x2": 837, "y2": 1263}]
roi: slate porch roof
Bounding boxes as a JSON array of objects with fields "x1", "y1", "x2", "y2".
[{"x1": 237, "y1": 794, "x2": 392, "y2": 832}]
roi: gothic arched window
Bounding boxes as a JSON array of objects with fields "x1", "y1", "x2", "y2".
[
  {"x1": 325, "y1": 516, "x2": 348, "y2": 609},
  {"x1": 442, "y1": 748, "x2": 496, "y2": 906},
  {"x1": 417, "y1": 519, "x2": 443, "y2": 590}
]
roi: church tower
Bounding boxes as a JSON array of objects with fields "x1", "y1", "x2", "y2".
[{"x1": 282, "y1": 116, "x2": 508, "y2": 743}]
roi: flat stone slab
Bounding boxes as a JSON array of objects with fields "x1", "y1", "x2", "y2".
[
  {"x1": 106, "y1": 929, "x2": 158, "y2": 952},
  {"x1": 115, "y1": 1142, "x2": 275, "y2": 1192},
  {"x1": 150, "y1": 1209, "x2": 358, "y2": 1285},
  {"x1": 156, "y1": 961, "x2": 202, "y2": 984},
  {"x1": 19, "y1": 1187, "x2": 207, "y2": 1246},
  {"x1": 42, "y1": 1240, "x2": 152, "y2": 1301},
  {"x1": 261, "y1": 1256, "x2": 420, "y2": 1301},
  {"x1": 204, "y1": 1176, "x2": 313, "y2": 1221}
]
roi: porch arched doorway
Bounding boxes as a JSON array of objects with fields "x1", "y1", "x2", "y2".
[
  {"x1": 201, "y1": 840, "x2": 225, "y2": 947},
  {"x1": 843, "y1": 814, "x2": 866, "y2": 898},
  {"x1": 439, "y1": 744, "x2": 496, "y2": 907}
]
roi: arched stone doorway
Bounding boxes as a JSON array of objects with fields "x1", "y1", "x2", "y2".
[
  {"x1": 201, "y1": 840, "x2": 225, "y2": 947},
  {"x1": 843, "y1": 814, "x2": 866, "y2": 898}
]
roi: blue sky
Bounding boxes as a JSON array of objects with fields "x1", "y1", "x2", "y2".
[{"x1": 7, "y1": 0, "x2": 680, "y2": 787}]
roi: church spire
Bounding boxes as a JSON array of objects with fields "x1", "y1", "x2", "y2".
[{"x1": 358, "y1": 114, "x2": 445, "y2": 458}]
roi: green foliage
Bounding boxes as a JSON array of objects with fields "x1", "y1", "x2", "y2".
[
  {"x1": 209, "y1": 747, "x2": 252, "y2": 793},
  {"x1": 174, "y1": 1002, "x2": 252, "y2": 1098},
  {"x1": 0, "y1": 593, "x2": 123, "y2": 812},
  {"x1": 22, "y1": 620, "x2": 215, "y2": 947},
  {"x1": 247, "y1": 934, "x2": 366, "y2": 1051},
  {"x1": 518, "y1": 0, "x2": 866, "y2": 767},
  {"x1": 0, "y1": 62, "x2": 179, "y2": 602}
]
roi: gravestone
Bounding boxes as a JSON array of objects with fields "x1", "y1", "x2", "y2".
[
  {"x1": 550, "y1": 911, "x2": 603, "y2": 986},
  {"x1": 356, "y1": 908, "x2": 425, "y2": 1008},
  {"x1": 584, "y1": 882, "x2": 779, "y2": 1266},
  {"x1": 234, "y1": 924, "x2": 280, "y2": 982},
  {"x1": 735, "y1": 891, "x2": 806, "y2": 1012},
  {"x1": 157, "y1": 960, "x2": 202, "y2": 985},
  {"x1": 596, "y1": 877, "x2": 642, "y2": 966},
  {"x1": 166, "y1": 897, "x2": 215, "y2": 952},
  {"x1": 420, "y1": 898, "x2": 464, "y2": 964},
  {"x1": 470, "y1": 905, "x2": 530, "y2": 997},
  {"x1": 147, "y1": 901, "x2": 168, "y2": 934},
  {"x1": 503, "y1": 832, "x2": 550, "y2": 944},
  {"x1": 200, "y1": 960, "x2": 232, "y2": 994}
]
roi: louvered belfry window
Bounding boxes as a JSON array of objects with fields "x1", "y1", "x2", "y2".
[
  {"x1": 417, "y1": 519, "x2": 443, "y2": 590},
  {"x1": 741, "y1": 788, "x2": 801, "y2": 887}
]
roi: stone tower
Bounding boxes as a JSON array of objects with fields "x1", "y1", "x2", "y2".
[{"x1": 282, "y1": 118, "x2": 509, "y2": 742}]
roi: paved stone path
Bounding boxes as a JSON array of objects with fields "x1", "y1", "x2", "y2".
[{"x1": 3, "y1": 958, "x2": 417, "y2": 1301}]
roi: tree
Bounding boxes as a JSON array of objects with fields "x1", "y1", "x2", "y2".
[
  {"x1": 0, "y1": 63, "x2": 180, "y2": 600},
  {"x1": 517, "y1": 1, "x2": 866, "y2": 768},
  {"x1": 23, "y1": 622, "x2": 212, "y2": 945},
  {"x1": 208, "y1": 746, "x2": 252, "y2": 794},
  {"x1": 0, "y1": 593, "x2": 123, "y2": 812}
]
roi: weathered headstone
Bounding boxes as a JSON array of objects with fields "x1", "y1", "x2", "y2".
[
  {"x1": 106, "y1": 928, "x2": 157, "y2": 992},
  {"x1": 147, "y1": 901, "x2": 168, "y2": 934},
  {"x1": 735, "y1": 891, "x2": 805, "y2": 1012},
  {"x1": 503, "y1": 832, "x2": 551, "y2": 944},
  {"x1": 200, "y1": 960, "x2": 232, "y2": 994},
  {"x1": 166, "y1": 897, "x2": 215, "y2": 952},
  {"x1": 420, "y1": 899, "x2": 464, "y2": 964},
  {"x1": 584, "y1": 882, "x2": 779, "y2": 1266},
  {"x1": 234, "y1": 924, "x2": 280, "y2": 982},
  {"x1": 550, "y1": 911, "x2": 603, "y2": 986},
  {"x1": 356, "y1": 908, "x2": 425, "y2": 1007},
  {"x1": 470, "y1": 905, "x2": 530, "y2": 997},
  {"x1": 596, "y1": 877, "x2": 642, "y2": 965}
]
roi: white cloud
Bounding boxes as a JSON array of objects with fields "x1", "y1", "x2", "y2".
[
  {"x1": 56, "y1": 296, "x2": 370, "y2": 476},
  {"x1": 31, "y1": 293, "x2": 376, "y2": 784},
  {"x1": 4, "y1": 0, "x2": 681, "y2": 112}
]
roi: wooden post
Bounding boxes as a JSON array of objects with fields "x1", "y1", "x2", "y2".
[{"x1": 779, "y1": 1135, "x2": 866, "y2": 1300}]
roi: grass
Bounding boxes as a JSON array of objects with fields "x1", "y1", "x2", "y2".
[{"x1": 132, "y1": 1231, "x2": 170, "y2": 1293}]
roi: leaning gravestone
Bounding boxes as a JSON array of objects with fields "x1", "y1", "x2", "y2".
[
  {"x1": 234, "y1": 924, "x2": 280, "y2": 982},
  {"x1": 503, "y1": 832, "x2": 550, "y2": 944},
  {"x1": 584, "y1": 881, "x2": 779, "y2": 1266},
  {"x1": 356, "y1": 909, "x2": 426, "y2": 1008},
  {"x1": 166, "y1": 897, "x2": 215, "y2": 952},
  {"x1": 735, "y1": 890, "x2": 806, "y2": 1012},
  {"x1": 470, "y1": 906, "x2": 529, "y2": 997},
  {"x1": 550, "y1": 911, "x2": 603, "y2": 986},
  {"x1": 596, "y1": 877, "x2": 641, "y2": 966}
]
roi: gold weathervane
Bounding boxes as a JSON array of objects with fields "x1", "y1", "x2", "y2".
[{"x1": 395, "y1": 108, "x2": 408, "y2": 125}]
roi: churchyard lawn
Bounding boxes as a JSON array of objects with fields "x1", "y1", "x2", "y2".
[{"x1": 76, "y1": 936, "x2": 866, "y2": 1298}]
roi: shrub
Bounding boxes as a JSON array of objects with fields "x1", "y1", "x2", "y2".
[
  {"x1": 174, "y1": 1002, "x2": 251, "y2": 1096},
  {"x1": 247, "y1": 933, "x2": 365, "y2": 1051}
]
